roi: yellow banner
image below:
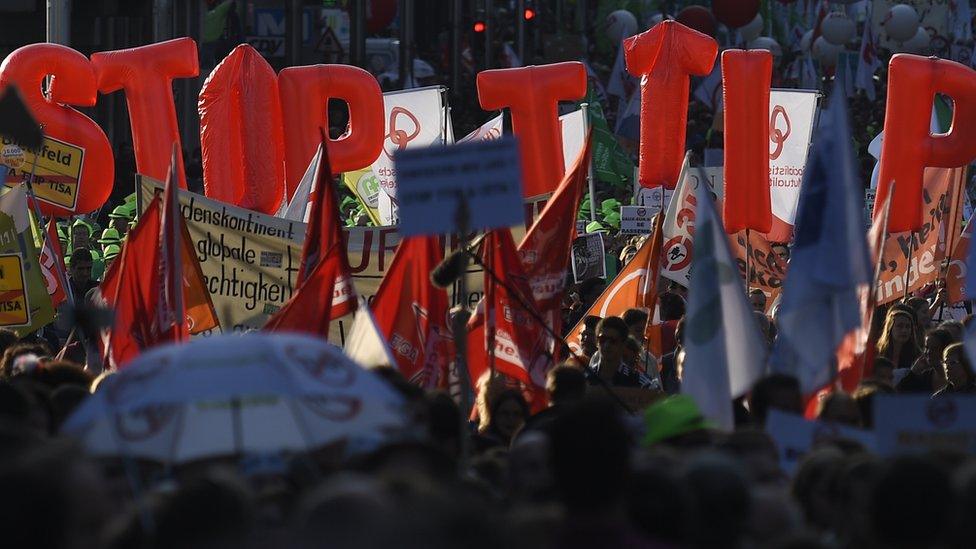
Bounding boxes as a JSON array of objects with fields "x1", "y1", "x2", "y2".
[
  {"x1": 1, "y1": 136, "x2": 83, "y2": 209},
  {"x1": 0, "y1": 254, "x2": 30, "y2": 327}
]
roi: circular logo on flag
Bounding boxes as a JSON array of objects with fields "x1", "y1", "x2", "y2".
[
  {"x1": 926, "y1": 399, "x2": 958, "y2": 429},
  {"x1": 769, "y1": 105, "x2": 792, "y2": 161},
  {"x1": 663, "y1": 236, "x2": 693, "y2": 272}
]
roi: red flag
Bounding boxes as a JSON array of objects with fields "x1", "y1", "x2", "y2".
[
  {"x1": 517, "y1": 134, "x2": 591, "y2": 314},
  {"x1": 39, "y1": 218, "x2": 67, "y2": 308},
  {"x1": 292, "y1": 132, "x2": 357, "y2": 320},
  {"x1": 469, "y1": 230, "x2": 553, "y2": 395},
  {"x1": 263, "y1": 248, "x2": 353, "y2": 337},
  {"x1": 371, "y1": 236, "x2": 452, "y2": 389},
  {"x1": 158, "y1": 146, "x2": 188, "y2": 343},
  {"x1": 98, "y1": 197, "x2": 164, "y2": 368}
]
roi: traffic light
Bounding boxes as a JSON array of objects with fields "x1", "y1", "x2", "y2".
[
  {"x1": 473, "y1": 20, "x2": 486, "y2": 33},
  {"x1": 523, "y1": 8, "x2": 536, "y2": 20}
]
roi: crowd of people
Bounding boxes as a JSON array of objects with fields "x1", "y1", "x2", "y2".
[{"x1": 3, "y1": 4, "x2": 976, "y2": 549}]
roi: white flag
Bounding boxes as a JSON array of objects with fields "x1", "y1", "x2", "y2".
[
  {"x1": 660, "y1": 155, "x2": 724, "y2": 288},
  {"x1": 374, "y1": 87, "x2": 445, "y2": 225},
  {"x1": 457, "y1": 113, "x2": 504, "y2": 145},
  {"x1": 344, "y1": 305, "x2": 397, "y2": 368},
  {"x1": 277, "y1": 144, "x2": 322, "y2": 222},
  {"x1": 682, "y1": 193, "x2": 766, "y2": 430},
  {"x1": 559, "y1": 109, "x2": 586, "y2": 172}
]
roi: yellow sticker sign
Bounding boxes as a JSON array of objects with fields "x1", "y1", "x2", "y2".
[
  {"x1": 1, "y1": 136, "x2": 84, "y2": 209},
  {"x1": 0, "y1": 254, "x2": 30, "y2": 327}
]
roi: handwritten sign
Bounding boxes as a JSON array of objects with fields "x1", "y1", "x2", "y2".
[
  {"x1": 395, "y1": 137, "x2": 524, "y2": 236},
  {"x1": 619, "y1": 205, "x2": 655, "y2": 235}
]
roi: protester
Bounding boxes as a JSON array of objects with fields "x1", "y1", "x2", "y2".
[
  {"x1": 933, "y1": 343, "x2": 976, "y2": 397},
  {"x1": 876, "y1": 308, "x2": 922, "y2": 371}
]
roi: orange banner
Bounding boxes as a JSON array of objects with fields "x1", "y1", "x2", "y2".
[{"x1": 730, "y1": 229, "x2": 787, "y2": 314}]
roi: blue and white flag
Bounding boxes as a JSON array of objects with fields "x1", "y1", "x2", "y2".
[
  {"x1": 682, "y1": 194, "x2": 766, "y2": 430},
  {"x1": 771, "y1": 81, "x2": 872, "y2": 392}
]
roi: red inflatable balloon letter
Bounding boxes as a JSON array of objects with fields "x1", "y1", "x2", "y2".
[
  {"x1": 199, "y1": 44, "x2": 285, "y2": 214},
  {"x1": 0, "y1": 44, "x2": 114, "y2": 216},
  {"x1": 477, "y1": 62, "x2": 587, "y2": 198},
  {"x1": 278, "y1": 65, "x2": 384, "y2": 197},
  {"x1": 624, "y1": 20, "x2": 718, "y2": 189},
  {"x1": 722, "y1": 49, "x2": 772, "y2": 233},
  {"x1": 877, "y1": 54, "x2": 976, "y2": 232},
  {"x1": 91, "y1": 38, "x2": 199, "y2": 188}
]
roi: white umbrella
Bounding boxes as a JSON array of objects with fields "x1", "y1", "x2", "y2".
[{"x1": 62, "y1": 333, "x2": 407, "y2": 463}]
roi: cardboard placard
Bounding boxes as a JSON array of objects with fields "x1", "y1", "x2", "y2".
[
  {"x1": 875, "y1": 395, "x2": 976, "y2": 456},
  {"x1": 619, "y1": 205, "x2": 655, "y2": 235},
  {"x1": 571, "y1": 232, "x2": 606, "y2": 283},
  {"x1": 766, "y1": 410, "x2": 877, "y2": 475}
]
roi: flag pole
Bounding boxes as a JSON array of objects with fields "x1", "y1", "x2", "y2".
[
  {"x1": 903, "y1": 231, "x2": 916, "y2": 301},
  {"x1": 745, "y1": 228, "x2": 753, "y2": 294},
  {"x1": 452, "y1": 193, "x2": 474, "y2": 468},
  {"x1": 580, "y1": 102, "x2": 598, "y2": 223}
]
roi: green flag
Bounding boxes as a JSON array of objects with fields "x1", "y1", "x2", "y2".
[{"x1": 580, "y1": 86, "x2": 634, "y2": 189}]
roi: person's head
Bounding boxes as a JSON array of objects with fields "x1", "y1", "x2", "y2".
[
  {"x1": 69, "y1": 221, "x2": 91, "y2": 250},
  {"x1": 749, "y1": 289, "x2": 768, "y2": 313},
  {"x1": 749, "y1": 374, "x2": 803, "y2": 426},
  {"x1": 771, "y1": 243, "x2": 790, "y2": 263},
  {"x1": 622, "y1": 308, "x2": 649, "y2": 341},
  {"x1": 545, "y1": 365, "x2": 586, "y2": 407},
  {"x1": 816, "y1": 392, "x2": 862, "y2": 427},
  {"x1": 484, "y1": 389, "x2": 528, "y2": 444},
  {"x1": 659, "y1": 291, "x2": 686, "y2": 321},
  {"x1": 550, "y1": 397, "x2": 630, "y2": 513},
  {"x1": 942, "y1": 343, "x2": 974, "y2": 388},
  {"x1": 596, "y1": 316, "x2": 629, "y2": 367},
  {"x1": 923, "y1": 327, "x2": 954, "y2": 368},
  {"x1": 938, "y1": 319, "x2": 965, "y2": 342},
  {"x1": 871, "y1": 357, "x2": 895, "y2": 387},
  {"x1": 906, "y1": 296, "x2": 931, "y2": 332},
  {"x1": 877, "y1": 309, "x2": 918, "y2": 355},
  {"x1": 68, "y1": 249, "x2": 93, "y2": 286},
  {"x1": 579, "y1": 315, "x2": 601, "y2": 357}
]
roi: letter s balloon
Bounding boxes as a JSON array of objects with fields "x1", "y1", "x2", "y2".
[
  {"x1": 91, "y1": 38, "x2": 198, "y2": 189},
  {"x1": 278, "y1": 65, "x2": 384, "y2": 197},
  {"x1": 877, "y1": 54, "x2": 976, "y2": 232},
  {"x1": 0, "y1": 44, "x2": 114, "y2": 216},
  {"x1": 199, "y1": 44, "x2": 285, "y2": 214}
]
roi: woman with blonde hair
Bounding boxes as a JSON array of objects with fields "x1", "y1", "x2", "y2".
[{"x1": 876, "y1": 308, "x2": 921, "y2": 371}]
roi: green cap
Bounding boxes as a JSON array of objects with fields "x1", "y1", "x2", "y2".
[
  {"x1": 103, "y1": 244, "x2": 121, "y2": 261},
  {"x1": 109, "y1": 205, "x2": 130, "y2": 219},
  {"x1": 71, "y1": 218, "x2": 94, "y2": 236},
  {"x1": 641, "y1": 395, "x2": 715, "y2": 447},
  {"x1": 98, "y1": 227, "x2": 121, "y2": 245},
  {"x1": 600, "y1": 198, "x2": 621, "y2": 215},
  {"x1": 585, "y1": 221, "x2": 605, "y2": 234},
  {"x1": 603, "y1": 212, "x2": 621, "y2": 228}
]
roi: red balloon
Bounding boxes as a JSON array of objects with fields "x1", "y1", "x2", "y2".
[
  {"x1": 91, "y1": 38, "x2": 199, "y2": 189},
  {"x1": 199, "y1": 44, "x2": 285, "y2": 214},
  {"x1": 278, "y1": 65, "x2": 384, "y2": 198},
  {"x1": 711, "y1": 0, "x2": 760, "y2": 29},
  {"x1": 0, "y1": 44, "x2": 114, "y2": 216},
  {"x1": 477, "y1": 62, "x2": 587, "y2": 198},
  {"x1": 722, "y1": 49, "x2": 772, "y2": 233},
  {"x1": 876, "y1": 54, "x2": 976, "y2": 232},
  {"x1": 624, "y1": 20, "x2": 718, "y2": 189},
  {"x1": 676, "y1": 6, "x2": 716, "y2": 37}
]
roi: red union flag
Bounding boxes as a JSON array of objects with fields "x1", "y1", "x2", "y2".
[{"x1": 38, "y1": 218, "x2": 67, "y2": 308}]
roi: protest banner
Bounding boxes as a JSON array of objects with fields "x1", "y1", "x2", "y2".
[
  {"x1": 619, "y1": 206, "x2": 655, "y2": 235},
  {"x1": 875, "y1": 167, "x2": 963, "y2": 304},
  {"x1": 766, "y1": 410, "x2": 877, "y2": 475},
  {"x1": 0, "y1": 186, "x2": 53, "y2": 336},
  {"x1": 141, "y1": 176, "x2": 486, "y2": 341},
  {"x1": 872, "y1": 0, "x2": 949, "y2": 52},
  {"x1": 571, "y1": 232, "x2": 606, "y2": 283},
  {"x1": 875, "y1": 395, "x2": 976, "y2": 456},
  {"x1": 373, "y1": 86, "x2": 445, "y2": 225},
  {"x1": 0, "y1": 253, "x2": 30, "y2": 327},
  {"x1": 766, "y1": 89, "x2": 818, "y2": 242},
  {"x1": 395, "y1": 137, "x2": 524, "y2": 237},
  {"x1": 729, "y1": 229, "x2": 787, "y2": 313},
  {"x1": 1, "y1": 136, "x2": 83, "y2": 210},
  {"x1": 660, "y1": 162, "x2": 723, "y2": 287},
  {"x1": 341, "y1": 168, "x2": 383, "y2": 226}
]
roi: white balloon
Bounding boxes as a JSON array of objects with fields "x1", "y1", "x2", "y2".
[
  {"x1": 821, "y1": 12, "x2": 855, "y2": 46},
  {"x1": 606, "y1": 9, "x2": 639, "y2": 44},
  {"x1": 799, "y1": 29, "x2": 814, "y2": 53},
  {"x1": 883, "y1": 4, "x2": 919, "y2": 43},
  {"x1": 740, "y1": 13, "x2": 764, "y2": 42},
  {"x1": 748, "y1": 37, "x2": 783, "y2": 58},
  {"x1": 902, "y1": 26, "x2": 931, "y2": 53},
  {"x1": 813, "y1": 36, "x2": 844, "y2": 67}
]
